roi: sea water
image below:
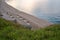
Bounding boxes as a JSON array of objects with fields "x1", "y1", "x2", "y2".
[{"x1": 5, "y1": 0, "x2": 60, "y2": 24}]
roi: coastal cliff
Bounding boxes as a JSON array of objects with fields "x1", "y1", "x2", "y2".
[{"x1": 0, "y1": 1, "x2": 53, "y2": 29}]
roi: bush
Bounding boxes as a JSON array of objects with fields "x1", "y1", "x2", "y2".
[{"x1": 0, "y1": 18, "x2": 60, "y2": 40}]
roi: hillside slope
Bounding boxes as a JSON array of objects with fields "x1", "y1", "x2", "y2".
[{"x1": 0, "y1": 18, "x2": 60, "y2": 40}]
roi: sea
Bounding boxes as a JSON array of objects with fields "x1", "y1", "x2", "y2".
[{"x1": 5, "y1": 0, "x2": 60, "y2": 24}]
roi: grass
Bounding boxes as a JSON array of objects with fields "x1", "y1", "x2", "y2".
[{"x1": 0, "y1": 18, "x2": 60, "y2": 40}]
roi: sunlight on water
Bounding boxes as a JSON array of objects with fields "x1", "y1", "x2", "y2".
[
  {"x1": 5, "y1": 0, "x2": 48, "y2": 14},
  {"x1": 5, "y1": 0, "x2": 60, "y2": 24}
]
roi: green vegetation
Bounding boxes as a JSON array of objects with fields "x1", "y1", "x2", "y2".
[{"x1": 0, "y1": 18, "x2": 60, "y2": 40}]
